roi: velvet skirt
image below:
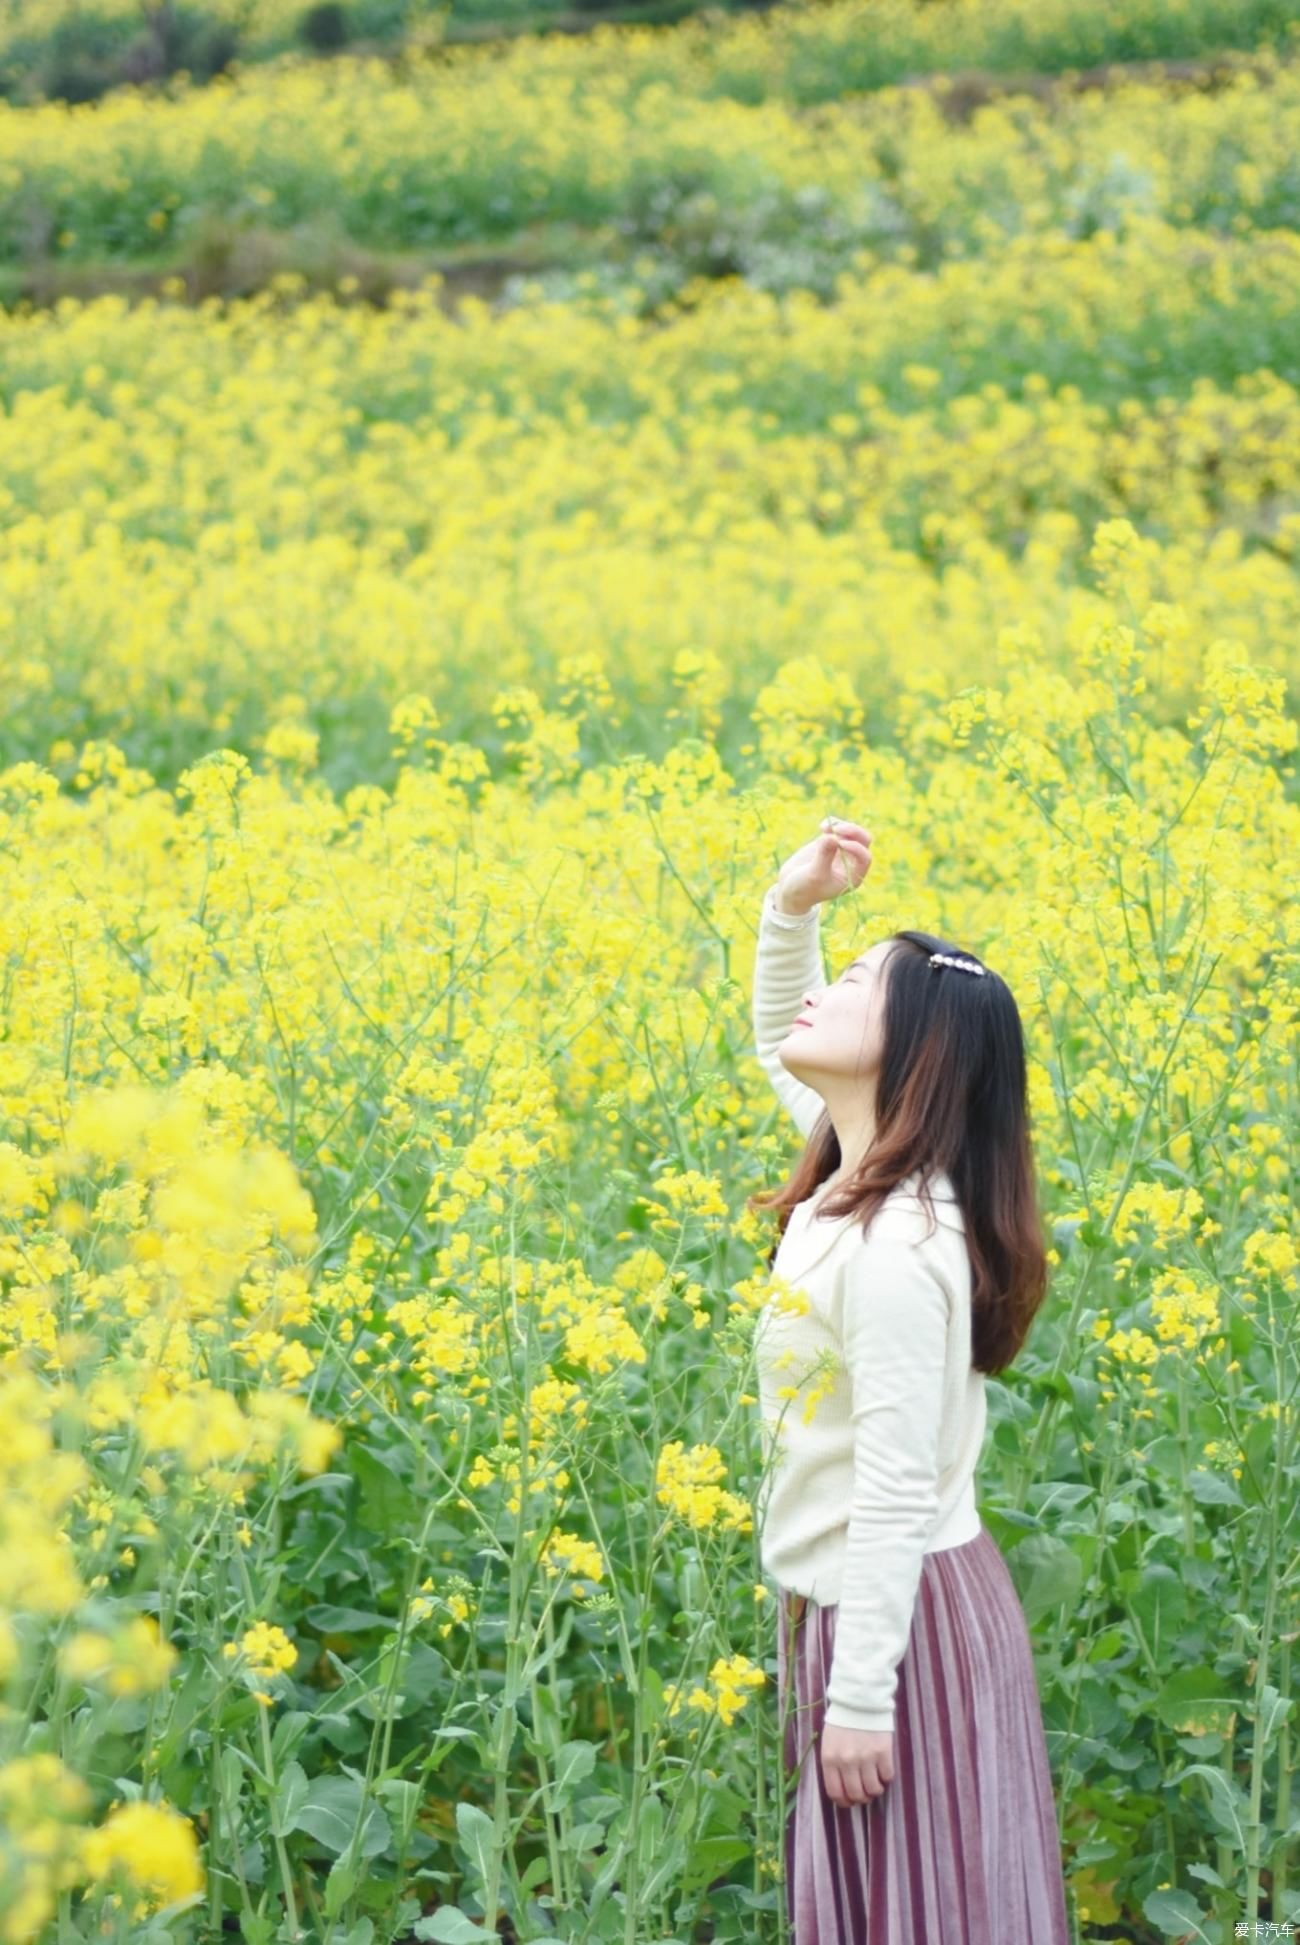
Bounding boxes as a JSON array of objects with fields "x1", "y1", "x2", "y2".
[{"x1": 775, "y1": 1522, "x2": 1071, "y2": 1943}]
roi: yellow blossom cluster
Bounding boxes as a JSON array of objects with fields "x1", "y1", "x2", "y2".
[
  {"x1": 0, "y1": 1753, "x2": 202, "y2": 1940},
  {"x1": 655, "y1": 1441, "x2": 753, "y2": 1534},
  {"x1": 540, "y1": 1529, "x2": 607, "y2": 1594},
  {"x1": 223, "y1": 1618, "x2": 299, "y2": 1679},
  {"x1": 663, "y1": 1651, "x2": 766, "y2": 1728}
]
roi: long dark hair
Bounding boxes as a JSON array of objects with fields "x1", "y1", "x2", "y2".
[{"x1": 746, "y1": 927, "x2": 1048, "y2": 1376}]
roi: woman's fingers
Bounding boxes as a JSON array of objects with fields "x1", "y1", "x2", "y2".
[
  {"x1": 820, "y1": 836, "x2": 871, "y2": 864},
  {"x1": 822, "y1": 1754, "x2": 889, "y2": 1806},
  {"x1": 822, "y1": 834, "x2": 872, "y2": 885},
  {"x1": 779, "y1": 823, "x2": 872, "y2": 903}
]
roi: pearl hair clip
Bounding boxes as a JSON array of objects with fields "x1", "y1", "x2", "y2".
[{"x1": 929, "y1": 952, "x2": 987, "y2": 977}]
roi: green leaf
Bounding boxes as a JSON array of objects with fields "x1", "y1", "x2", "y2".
[
  {"x1": 335, "y1": 1922, "x2": 375, "y2": 1945},
  {"x1": 305, "y1": 1604, "x2": 398, "y2": 1633},
  {"x1": 375, "y1": 1777, "x2": 421, "y2": 1846},
  {"x1": 352, "y1": 1443, "x2": 418, "y2": 1530},
  {"x1": 150, "y1": 1653, "x2": 217, "y2": 1770},
  {"x1": 519, "y1": 1854, "x2": 551, "y2": 1895},
  {"x1": 640, "y1": 1828, "x2": 690, "y2": 1904},
  {"x1": 1025, "y1": 1482, "x2": 1093, "y2": 1515},
  {"x1": 1128, "y1": 1562, "x2": 1188, "y2": 1641},
  {"x1": 561, "y1": 1819, "x2": 608, "y2": 1854},
  {"x1": 1086, "y1": 1624, "x2": 1129, "y2": 1662},
  {"x1": 271, "y1": 1709, "x2": 314, "y2": 1766},
  {"x1": 286, "y1": 1775, "x2": 393, "y2": 1858},
  {"x1": 635, "y1": 1792, "x2": 664, "y2": 1881},
  {"x1": 270, "y1": 1760, "x2": 310, "y2": 1838},
  {"x1": 455, "y1": 1800, "x2": 497, "y2": 1885},
  {"x1": 1006, "y1": 1532, "x2": 1083, "y2": 1623},
  {"x1": 543, "y1": 1739, "x2": 597, "y2": 1811},
  {"x1": 1153, "y1": 1666, "x2": 1239, "y2": 1736},
  {"x1": 1170, "y1": 1762, "x2": 1249, "y2": 1846},
  {"x1": 1254, "y1": 1683, "x2": 1293, "y2": 1750},
  {"x1": 640, "y1": 1662, "x2": 666, "y2": 1733},
  {"x1": 413, "y1": 1910, "x2": 500, "y2": 1942},
  {"x1": 325, "y1": 1854, "x2": 360, "y2": 1919},
  {"x1": 680, "y1": 1834, "x2": 751, "y2": 1898},
  {"x1": 1142, "y1": 1887, "x2": 1215, "y2": 1940},
  {"x1": 282, "y1": 1472, "x2": 353, "y2": 1500},
  {"x1": 1186, "y1": 1468, "x2": 1243, "y2": 1507},
  {"x1": 218, "y1": 1744, "x2": 244, "y2": 1807}
]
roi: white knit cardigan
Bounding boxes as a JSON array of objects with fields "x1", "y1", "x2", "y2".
[{"x1": 751, "y1": 883, "x2": 988, "y2": 1732}]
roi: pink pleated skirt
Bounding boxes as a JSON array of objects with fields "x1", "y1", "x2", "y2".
[{"x1": 775, "y1": 1522, "x2": 1070, "y2": 1944}]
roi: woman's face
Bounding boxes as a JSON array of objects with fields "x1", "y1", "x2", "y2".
[{"x1": 779, "y1": 937, "x2": 895, "y2": 1086}]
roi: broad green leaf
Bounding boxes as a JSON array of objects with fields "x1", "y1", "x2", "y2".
[
  {"x1": 287, "y1": 1774, "x2": 393, "y2": 1858},
  {"x1": 305, "y1": 1604, "x2": 398, "y2": 1632},
  {"x1": 1142, "y1": 1887, "x2": 1215, "y2": 1940},
  {"x1": 413, "y1": 1910, "x2": 500, "y2": 1942},
  {"x1": 1170, "y1": 1762, "x2": 1249, "y2": 1847},
  {"x1": 455, "y1": 1800, "x2": 496, "y2": 1884}
]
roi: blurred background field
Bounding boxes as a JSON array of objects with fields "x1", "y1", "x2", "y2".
[
  {"x1": 2, "y1": 0, "x2": 1297, "y2": 107},
  {"x1": 2, "y1": 0, "x2": 1300, "y2": 1941}
]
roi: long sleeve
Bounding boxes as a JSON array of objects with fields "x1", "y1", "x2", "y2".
[
  {"x1": 823, "y1": 1218, "x2": 950, "y2": 1733},
  {"x1": 752, "y1": 884, "x2": 827, "y2": 1139}
]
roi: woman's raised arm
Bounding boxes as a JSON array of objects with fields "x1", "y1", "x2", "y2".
[
  {"x1": 750, "y1": 819, "x2": 873, "y2": 1139},
  {"x1": 752, "y1": 883, "x2": 828, "y2": 1139}
]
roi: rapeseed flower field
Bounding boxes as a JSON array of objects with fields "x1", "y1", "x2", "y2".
[
  {"x1": 4, "y1": 0, "x2": 1300, "y2": 101},
  {"x1": 2, "y1": 0, "x2": 1299, "y2": 1939},
  {"x1": 7, "y1": 44, "x2": 1300, "y2": 274}
]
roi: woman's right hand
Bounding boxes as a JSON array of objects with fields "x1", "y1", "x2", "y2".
[{"x1": 773, "y1": 818, "x2": 873, "y2": 916}]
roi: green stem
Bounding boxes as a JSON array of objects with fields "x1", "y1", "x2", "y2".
[
  {"x1": 256, "y1": 1693, "x2": 301, "y2": 1941},
  {"x1": 1175, "y1": 1362, "x2": 1197, "y2": 1557},
  {"x1": 536, "y1": 1603, "x2": 575, "y2": 1911},
  {"x1": 1243, "y1": 1388, "x2": 1289, "y2": 1922},
  {"x1": 1271, "y1": 1622, "x2": 1293, "y2": 1921}
]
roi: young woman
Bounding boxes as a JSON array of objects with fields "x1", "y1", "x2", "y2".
[{"x1": 751, "y1": 815, "x2": 1071, "y2": 1942}]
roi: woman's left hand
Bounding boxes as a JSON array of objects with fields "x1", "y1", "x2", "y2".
[{"x1": 820, "y1": 1722, "x2": 894, "y2": 1806}]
